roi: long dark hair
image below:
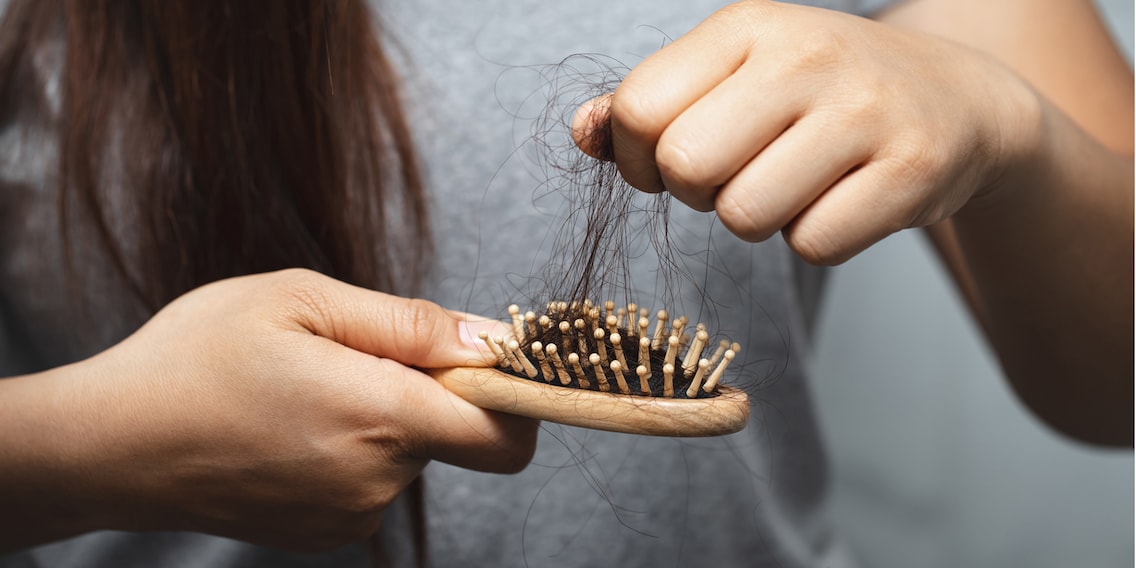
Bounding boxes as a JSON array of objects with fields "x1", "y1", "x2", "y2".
[{"x1": 0, "y1": 0, "x2": 430, "y2": 312}]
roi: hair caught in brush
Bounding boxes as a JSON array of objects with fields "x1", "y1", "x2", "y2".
[
  {"x1": 478, "y1": 54, "x2": 768, "y2": 401},
  {"x1": 442, "y1": 51, "x2": 792, "y2": 568}
]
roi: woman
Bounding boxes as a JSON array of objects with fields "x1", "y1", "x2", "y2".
[{"x1": 1, "y1": 0, "x2": 1130, "y2": 566}]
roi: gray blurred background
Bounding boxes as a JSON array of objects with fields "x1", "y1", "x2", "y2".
[{"x1": 809, "y1": 1, "x2": 1134, "y2": 566}]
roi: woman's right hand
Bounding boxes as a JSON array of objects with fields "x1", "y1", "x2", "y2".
[{"x1": 0, "y1": 269, "x2": 537, "y2": 551}]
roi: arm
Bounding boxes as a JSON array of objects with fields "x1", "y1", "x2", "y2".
[
  {"x1": 574, "y1": 0, "x2": 1133, "y2": 446},
  {"x1": 0, "y1": 269, "x2": 536, "y2": 551},
  {"x1": 879, "y1": 0, "x2": 1133, "y2": 446}
]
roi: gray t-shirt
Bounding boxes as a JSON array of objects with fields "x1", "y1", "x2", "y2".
[{"x1": 1, "y1": 1, "x2": 897, "y2": 566}]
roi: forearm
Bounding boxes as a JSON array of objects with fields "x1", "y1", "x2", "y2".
[
  {"x1": 952, "y1": 99, "x2": 1133, "y2": 446},
  {"x1": 0, "y1": 364, "x2": 117, "y2": 550},
  {"x1": 876, "y1": 0, "x2": 1134, "y2": 445}
]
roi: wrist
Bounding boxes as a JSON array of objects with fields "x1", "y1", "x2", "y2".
[{"x1": 961, "y1": 62, "x2": 1049, "y2": 218}]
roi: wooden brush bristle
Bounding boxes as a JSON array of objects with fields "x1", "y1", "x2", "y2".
[{"x1": 495, "y1": 300, "x2": 738, "y2": 399}]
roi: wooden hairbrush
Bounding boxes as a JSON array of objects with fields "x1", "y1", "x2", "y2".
[{"x1": 429, "y1": 300, "x2": 749, "y2": 437}]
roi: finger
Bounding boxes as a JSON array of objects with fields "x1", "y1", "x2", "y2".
[
  {"x1": 571, "y1": 94, "x2": 615, "y2": 161},
  {"x1": 276, "y1": 270, "x2": 512, "y2": 369},
  {"x1": 715, "y1": 113, "x2": 874, "y2": 241},
  {"x1": 373, "y1": 358, "x2": 539, "y2": 474},
  {"x1": 655, "y1": 58, "x2": 805, "y2": 211},
  {"x1": 609, "y1": 11, "x2": 751, "y2": 193},
  {"x1": 780, "y1": 161, "x2": 912, "y2": 265}
]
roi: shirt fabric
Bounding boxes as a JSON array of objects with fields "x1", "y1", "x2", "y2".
[{"x1": 0, "y1": 0, "x2": 899, "y2": 566}]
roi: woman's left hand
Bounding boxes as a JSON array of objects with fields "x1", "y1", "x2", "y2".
[{"x1": 574, "y1": 0, "x2": 1038, "y2": 265}]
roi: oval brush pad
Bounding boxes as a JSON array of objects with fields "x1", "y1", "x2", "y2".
[{"x1": 429, "y1": 300, "x2": 749, "y2": 437}]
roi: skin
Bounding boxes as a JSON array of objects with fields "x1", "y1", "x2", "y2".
[
  {"x1": 0, "y1": 269, "x2": 537, "y2": 551},
  {"x1": 1, "y1": 0, "x2": 1130, "y2": 555},
  {"x1": 574, "y1": 0, "x2": 1133, "y2": 446}
]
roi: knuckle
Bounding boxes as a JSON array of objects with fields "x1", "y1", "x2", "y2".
[
  {"x1": 888, "y1": 131, "x2": 944, "y2": 186},
  {"x1": 365, "y1": 359, "x2": 441, "y2": 463},
  {"x1": 268, "y1": 268, "x2": 339, "y2": 331},
  {"x1": 656, "y1": 135, "x2": 711, "y2": 191},
  {"x1": 715, "y1": 191, "x2": 777, "y2": 242},
  {"x1": 395, "y1": 298, "x2": 446, "y2": 361},
  {"x1": 614, "y1": 158, "x2": 663, "y2": 194},
  {"x1": 273, "y1": 267, "x2": 322, "y2": 289},
  {"x1": 273, "y1": 268, "x2": 327, "y2": 307},
  {"x1": 358, "y1": 394, "x2": 420, "y2": 461},
  {"x1": 834, "y1": 81, "x2": 889, "y2": 125},
  {"x1": 784, "y1": 222, "x2": 849, "y2": 266},
  {"x1": 784, "y1": 27, "x2": 848, "y2": 75},
  {"x1": 610, "y1": 81, "x2": 664, "y2": 140},
  {"x1": 715, "y1": 2, "x2": 775, "y2": 36}
]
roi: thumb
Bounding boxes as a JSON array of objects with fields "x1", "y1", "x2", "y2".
[
  {"x1": 278, "y1": 270, "x2": 510, "y2": 369},
  {"x1": 571, "y1": 93, "x2": 616, "y2": 161}
]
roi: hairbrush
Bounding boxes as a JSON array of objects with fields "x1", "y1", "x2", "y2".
[{"x1": 429, "y1": 300, "x2": 749, "y2": 437}]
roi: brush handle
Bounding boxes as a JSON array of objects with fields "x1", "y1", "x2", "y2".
[{"x1": 427, "y1": 367, "x2": 749, "y2": 437}]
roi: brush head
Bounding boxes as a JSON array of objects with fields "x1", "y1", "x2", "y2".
[
  {"x1": 499, "y1": 300, "x2": 739, "y2": 399},
  {"x1": 434, "y1": 299, "x2": 749, "y2": 437}
]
